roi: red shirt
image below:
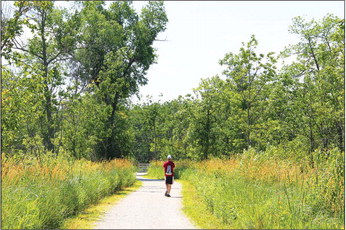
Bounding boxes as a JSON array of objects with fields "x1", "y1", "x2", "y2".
[{"x1": 163, "y1": 160, "x2": 175, "y2": 177}]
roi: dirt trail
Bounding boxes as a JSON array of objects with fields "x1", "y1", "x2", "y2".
[{"x1": 93, "y1": 172, "x2": 197, "y2": 229}]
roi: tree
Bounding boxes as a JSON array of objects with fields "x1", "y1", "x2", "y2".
[
  {"x1": 70, "y1": 1, "x2": 168, "y2": 159},
  {"x1": 129, "y1": 96, "x2": 162, "y2": 162},
  {"x1": 127, "y1": 15, "x2": 343, "y2": 162},
  {"x1": 281, "y1": 14, "x2": 344, "y2": 155},
  {"x1": 7, "y1": 1, "x2": 75, "y2": 152},
  {"x1": 219, "y1": 35, "x2": 277, "y2": 150},
  {"x1": 2, "y1": 1, "x2": 168, "y2": 160},
  {"x1": 2, "y1": 67, "x2": 45, "y2": 156},
  {"x1": 1, "y1": 1, "x2": 32, "y2": 58},
  {"x1": 189, "y1": 77, "x2": 226, "y2": 159}
]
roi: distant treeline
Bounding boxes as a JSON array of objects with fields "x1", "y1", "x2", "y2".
[{"x1": 130, "y1": 15, "x2": 344, "y2": 162}]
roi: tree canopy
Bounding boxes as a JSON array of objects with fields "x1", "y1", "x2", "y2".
[{"x1": 2, "y1": 2, "x2": 344, "y2": 163}]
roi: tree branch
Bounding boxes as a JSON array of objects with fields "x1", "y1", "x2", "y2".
[{"x1": 47, "y1": 51, "x2": 63, "y2": 65}]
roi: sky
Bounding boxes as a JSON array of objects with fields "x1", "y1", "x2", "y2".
[
  {"x1": 129, "y1": 1, "x2": 344, "y2": 104},
  {"x1": 3, "y1": 1, "x2": 344, "y2": 104}
]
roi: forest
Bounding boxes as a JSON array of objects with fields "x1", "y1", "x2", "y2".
[
  {"x1": 2, "y1": 1, "x2": 344, "y2": 162},
  {"x1": 1, "y1": 1, "x2": 344, "y2": 229}
]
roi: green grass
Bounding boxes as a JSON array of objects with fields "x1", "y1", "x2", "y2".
[
  {"x1": 2, "y1": 158, "x2": 137, "y2": 229},
  {"x1": 147, "y1": 163, "x2": 230, "y2": 229},
  {"x1": 180, "y1": 180, "x2": 231, "y2": 229},
  {"x1": 182, "y1": 169, "x2": 343, "y2": 229},
  {"x1": 62, "y1": 180, "x2": 142, "y2": 229},
  {"x1": 146, "y1": 164, "x2": 165, "y2": 179},
  {"x1": 147, "y1": 159, "x2": 344, "y2": 229}
]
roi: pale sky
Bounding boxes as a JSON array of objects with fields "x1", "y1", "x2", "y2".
[
  {"x1": 3, "y1": 1, "x2": 344, "y2": 104},
  {"x1": 130, "y1": 1, "x2": 344, "y2": 104}
]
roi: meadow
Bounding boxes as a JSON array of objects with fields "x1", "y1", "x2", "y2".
[
  {"x1": 148, "y1": 148, "x2": 344, "y2": 229},
  {"x1": 2, "y1": 153, "x2": 136, "y2": 229}
]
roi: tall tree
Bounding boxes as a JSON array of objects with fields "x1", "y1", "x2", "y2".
[
  {"x1": 281, "y1": 14, "x2": 344, "y2": 154},
  {"x1": 71, "y1": 1, "x2": 168, "y2": 159},
  {"x1": 219, "y1": 35, "x2": 277, "y2": 150},
  {"x1": 190, "y1": 77, "x2": 226, "y2": 159},
  {"x1": 9, "y1": 1, "x2": 74, "y2": 152}
]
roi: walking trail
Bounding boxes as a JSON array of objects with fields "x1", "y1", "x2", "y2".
[{"x1": 93, "y1": 172, "x2": 197, "y2": 229}]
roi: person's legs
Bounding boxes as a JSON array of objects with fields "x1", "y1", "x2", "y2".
[
  {"x1": 165, "y1": 176, "x2": 173, "y2": 197},
  {"x1": 165, "y1": 176, "x2": 169, "y2": 196},
  {"x1": 165, "y1": 183, "x2": 169, "y2": 195},
  {"x1": 167, "y1": 184, "x2": 172, "y2": 194}
]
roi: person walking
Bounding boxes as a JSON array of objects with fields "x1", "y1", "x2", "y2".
[{"x1": 163, "y1": 155, "x2": 175, "y2": 197}]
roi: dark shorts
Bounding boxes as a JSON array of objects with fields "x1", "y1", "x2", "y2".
[{"x1": 165, "y1": 176, "x2": 173, "y2": 184}]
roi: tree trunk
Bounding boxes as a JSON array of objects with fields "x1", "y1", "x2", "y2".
[
  {"x1": 41, "y1": 10, "x2": 55, "y2": 152},
  {"x1": 308, "y1": 115, "x2": 315, "y2": 167},
  {"x1": 204, "y1": 105, "x2": 211, "y2": 160},
  {"x1": 307, "y1": 37, "x2": 320, "y2": 71},
  {"x1": 103, "y1": 92, "x2": 120, "y2": 159},
  {"x1": 337, "y1": 121, "x2": 344, "y2": 152}
]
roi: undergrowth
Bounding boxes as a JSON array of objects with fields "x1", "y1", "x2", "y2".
[
  {"x1": 62, "y1": 180, "x2": 142, "y2": 229},
  {"x1": 2, "y1": 153, "x2": 137, "y2": 229},
  {"x1": 147, "y1": 148, "x2": 344, "y2": 229}
]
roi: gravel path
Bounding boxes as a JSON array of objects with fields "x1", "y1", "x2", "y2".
[{"x1": 93, "y1": 173, "x2": 197, "y2": 229}]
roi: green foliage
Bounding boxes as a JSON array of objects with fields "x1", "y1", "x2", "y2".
[
  {"x1": 130, "y1": 14, "x2": 344, "y2": 161},
  {"x1": 280, "y1": 14, "x2": 345, "y2": 153},
  {"x1": 2, "y1": 68, "x2": 45, "y2": 156},
  {"x1": 2, "y1": 1, "x2": 33, "y2": 58},
  {"x1": 183, "y1": 171, "x2": 342, "y2": 229},
  {"x1": 59, "y1": 93, "x2": 110, "y2": 160},
  {"x1": 148, "y1": 149, "x2": 344, "y2": 229},
  {"x1": 68, "y1": 0, "x2": 168, "y2": 159},
  {"x1": 2, "y1": 6, "x2": 344, "y2": 230},
  {"x1": 2, "y1": 157, "x2": 136, "y2": 229},
  {"x1": 3, "y1": 1, "x2": 168, "y2": 160},
  {"x1": 147, "y1": 163, "x2": 165, "y2": 180}
]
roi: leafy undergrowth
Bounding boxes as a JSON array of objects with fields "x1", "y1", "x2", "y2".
[
  {"x1": 2, "y1": 154, "x2": 137, "y2": 229},
  {"x1": 147, "y1": 148, "x2": 344, "y2": 229}
]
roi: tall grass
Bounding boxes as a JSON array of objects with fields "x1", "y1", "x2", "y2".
[
  {"x1": 2, "y1": 153, "x2": 136, "y2": 229},
  {"x1": 147, "y1": 148, "x2": 344, "y2": 229}
]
